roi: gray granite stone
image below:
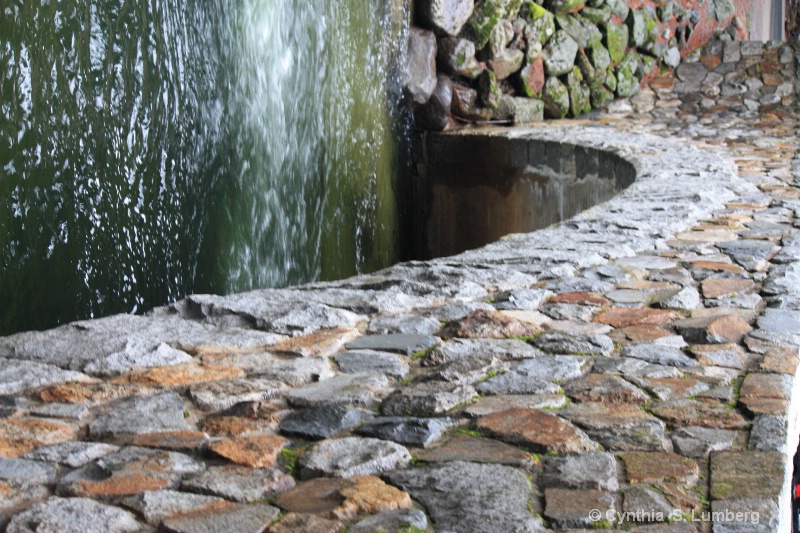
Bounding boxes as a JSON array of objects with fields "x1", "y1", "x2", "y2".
[
  {"x1": 355, "y1": 417, "x2": 452, "y2": 447},
  {"x1": 623, "y1": 344, "x2": 698, "y2": 367},
  {"x1": 286, "y1": 372, "x2": 390, "y2": 408},
  {"x1": 671, "y1": 426, "x2": 737, "y2": 457},
  {"x1": 255, "y1": 357, "x2": 335, "y2": 387},
  {"x1": 622, "y1": 486, "x2": 675, "y2": 519},
  {"x1": 492, "y1": 289, "x2": 554, "y2": 310},
  {"x1": 90, "y1": 393, "x2": 189, "y2": 439},
  {"x1": 386, "y1": 461, "x2": 545, "y2": 533},
  {"x1": 181, "y1": 466, "x2": 295, "y2": 503},
  {"x1": 531, "y1": 332, "x2": 615, "y2": 356},
  {"x1": 756, "y1": 309, "x2": 800, "y2": 343},
  {"x1": 0, "y1": 458, "x2": 58, "y2": 484},
  {"x1": 84, "y1": 342, "x2": 193, "y2": 377},
  {"x1": 710, "y1": 497, "x2": 778, "y2": 532},
  {"x1": 161, "y1": 503, "x2": 280, "y2": 533},
  {"x1": 348, "y1": 509, "x2": 429, "y2": 533},
  {"x1": 423, "y1": 301, "x2": 495, "y2": 322},
  {"x1": 6, "y1": 497, "x2": 143, "y2": 533},
  {"x1": 30, "y1": 403, "x2": 90, "y2": 421},
  {"x1": 121, "y1": 489, "x2": 228, "y2": 524},
  {"x1": 0, "y1": 359, "x2": 88, "y2": 395},
  {"x1": 748, "y1": 415, "x2": 787, "y2": 452},
  {"x1": 560, "y1": 403, "x2": 672, "y2": 451},
  {"x1": 299, "y1": 437, "x2": 411, "y2": 479},
  {"x1": 476, "y1": 372, "x2": 562, "y2": 395},
  {"x1": 0, "y1": 480, "x2": 49, "y2": 512},
  {"x1": 426, "y1": 354, "x2": 509, "y2": 384},
  {"x1": 189, "y1": 378, "x2": 286, "y2": 412},
  {"x1": 381, "y1": 381, "x2": 477, "y2": 416},
  {"x1": 367, "y1": 314, "x2": 441, "y2": 335},
  {"x1": 652, "y1": 286, "x2": 701, "y2": 310},
  {"x1": 512, "y1": 355, "x2": 588, "y2": 381},
  {"x1": 23, "y1": 441, "x2": 120, "y2": 468},
  {"x1": 427, "y1": 338, "x2": 542, "y2": 365},
  {"x1": 541, "y1": 452, "x2": 619, "y2": 491},
  {"x1": 346, "y1": 334, "x2": 437, "y2": 355},
  {"x1": 334, "y1": 350, "x2": 410, "y2": 378},
  {"x1": 716, "y1": 240, "x2": 778, "y2": 271},
  {"x1": 279, "y1": 405, "x2": 373, "y2": 440}
]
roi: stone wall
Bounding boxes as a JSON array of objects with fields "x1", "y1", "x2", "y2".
[{"x1": 404, "y1": 0, "x2": 753, "y2": 129}]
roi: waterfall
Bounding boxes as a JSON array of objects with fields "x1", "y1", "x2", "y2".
[{"x1": 0, "y1": 0, "x2": 409, "y2": 334}]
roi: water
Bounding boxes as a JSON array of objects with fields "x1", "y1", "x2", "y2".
[{"x1": 0, "y1": 0, "x2": 409, "y2": 335}]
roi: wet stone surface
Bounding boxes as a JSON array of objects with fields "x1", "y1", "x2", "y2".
[{"x1": 0, "y1": 40, "x2": 798, "y2": 531}]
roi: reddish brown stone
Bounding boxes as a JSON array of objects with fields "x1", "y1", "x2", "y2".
[
  {"x1": 275, "y1": 476, "x2": 412, "y2": 520},
  {"x1": 439, "y1": 310, "x2": 540, "y2": 339},
  {"x1": 520, "y1": 56, "x2": 545, "y2": 97},
  {"x1": 612, "y1": 324, "x2": 674, "y2": 344},
  {"x1": 650, "y1": 400, "x2": 749, "y2": 429},
  {"x1": 759, "y1": 346, "x2": 799, "y2": 375},
  {"x1": 740, "y1": 397, "x2": 789, "y2": 415},
  {"x1": 619, "y1": 452, "x2": 700, "y2": 486},
  {"x1": 700, "y1": 55, "x2": 722, "y2": 70},
  {"x1": 415, "y1": 436, "x2": 538, "y2": 468},
  {"x1": 690, "y1": 344, "x2": 754, "y2": 370},
  {"x1": 549, "y1": 292, "x2": 609, "y2": 306},
  {"x1": 269, "y1": 328, "x2": 359, "y2": 358},
  {"x1": 113, "y1": 364, "x2": 243, "y2": 387},
  {"x1": 267, "y1": 512, "x2": 344, "y2": 533},
  {"x1": 38, "y1": 382, "x2": 152, "y2": 405},
  {"x1": 544, "y1": 488, "x2": 617, "y2": 529},
  {"x1": 710, "y1": 451, "x2": 784, "y2": 500},
  {"x1": 476, "y1": 408, "x2": 596, "y2": 454},
  {"x1": 199, "y1": 416, "x2": 269, "y2": 437},
  {"x1": 563, "y1": 374, "x2": 649, "y2": 404},
  {"x1": 132, "y1": 430, "x2": 209, "y2": 451},
  {"x1": 638, "y1": 377, "x2": 710, "y2": 401},
  {"x1": 594, "y1": 308, "x2": 680, "y2": 328},
  {"x1": 0, "y1": 418, "x2": 76, "y2": 458},
  {"x1": 701, "y1": 278, "x2": 755, "y2": 299},
  {"x1": 208, "y1": 434, "x2": 288, "y2": 468},
  {"x1": 687, "y1": 261, "x2": 747, "y2": 276},
  {"x1": 68, "y1": 451, "x2": 183, "y2": 498},
  {"x1": 674, "y1": 313, "x2": 751, "y2": 344}
]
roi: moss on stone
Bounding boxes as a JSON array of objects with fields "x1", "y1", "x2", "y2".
[{"x1": 604, "y1": 20, "x2": 629, "y2": 64}]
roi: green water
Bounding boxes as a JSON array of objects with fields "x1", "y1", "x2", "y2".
[{"x1": 0, "y1": 0, "x2": 409, "y2": 334}]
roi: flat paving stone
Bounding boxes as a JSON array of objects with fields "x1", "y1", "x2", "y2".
[
  {"x1": 594, "y1": 308, "x2": 680, "y2": 328},
  {"x1": 181, "y1": 465, "x2": 295, "y2": 502},
  {"x1": 415, "y1": 435, "x2": 536, "y2": 467},
  {"x1": 563, "y1": 374, "x2": 650, "y2": 404},
  {"x1": 269, "y1": 327, "x2": 359, "y2": 358},
  {"x1": 275, "y1": 475, "x2": 412, "y2": 520},
  {"x1": 381, "y1": 381, "x2": 477, "y2": 417},
  {"x1": 622, "y1": 344, "x2": 698, "y2": 367},
  {"x1": 673, "y1": 313, "x2": 752, "y2": 344},
  {"x1": 632, "y1": 377, "x2": 709, "y2": 401},
  {"x1": 427, "y1": 354, "x2": 509, "y2": 384},
  {"x1": 650, "y1": 400, "x2": 749, "y2": 429},
  {"x1": 255, "y1": 357, "x2": 335, "y2": 387},
  {"x1": 0, "y1": 479, "x2": 49, "y2": 512},
  {"x1": 619, "y1": 451, "x2": 700, "y2": 486},
  {"x1": 113, "y1": 363, "x2": 243, "y2": 388},
  {"x1": 121, "y1": 489, "x2": 230, "y2": 524},
  {"x1": 464, "y1": 394, "x2": 567, "y2": 416},
  {"x1": 710, "y1": 451, "x2": 784, "y2": 500},
  {"x1": 267, "y1": 512, "x2": 344, "y2": 533},
  {"x1": 5, "y1": 497, "x2": 143, "y2": 533},
  {"x1": 354, "y1": 417, "x2": 451, "y2": 447},
  {"x1": 90, "y1": 393, "x2": 189, "y2": 440},
  {"x1": 0, "y1": 359, "x2": 88, "y2": 396},
  {"x1": 702, "y1": 278, "x2": 756, "y2": 299},
  {"x1": 716, "y1": 239, "x2": 778, "y2": 271},
  {"x1": 279, "y1": 405, "x2": 373, "y2": 440},
  {"x1": 299, "y1": 437, "x2": 411, "y2": 479},
  {"x1": 559, "y1": 402, "x2": 672, "y2": 451},
  {"x1": 132, "y1": 430, "x2": 209, "y2": 451},
  {"x1": 0, "y1": 418, "x2": 77, "y2": 457},
  {"x1": 334, "y1": 350, "x2": 409, "y2": 379},
  {"x1": 426, "y1": 338, "x2": 542, "y2": 365},
  {"x1": 386, "y1": 461, "x2": 545, "y2": 533},
  {"x1": 22, "y1": 441, "x2": 120, "y2": 468},
  {"x1": 347, "y1": 509, "x2": 428, "y2": 533},
  {"x1": 207, "y1": 434, "x2": 288, "y2": 468},
  {"x1": 161, "y1": 503, "x2": 279, "y2": 533},
  {"x1": 30, "y1": 403, "x2": 90, "y2": 421},
  {"x1": 690, "y1": 344, "x2": 755, "y2": 370},
  {"x1": 476, "y1": 408, "x2": 597, "y2": 454},
  {"x1": 531, "y1": 332, "x2": 615, "y2": 356},
  {"x1": 440, "y1": 310, "x2": 545, "y2": 340},
  {"x1": 544, "y1": 488, "x2": 617, "y2": 530},
  {"x1": 367, "y1": 315, "x2": 441, "y2": 335},
  {"x1": 286, "y1": 372, "x2": 390, "y2": 408},
  {"x1": 541, "y1": 452, "x2": 619, "y2": 491},
  {"x1": 476, "y1": 372, "x2": 561, "y2": 395},
  {"x1": 0, "y1": 458, "x2": 58, "y2": 484},
  {"x1": 345, "y1": 334, "x2": 437, "y2": 355},
  {"x1": 189, "y1": 378, "x2": 287, "y2": 412},
  {"x1": 756, "y1": 309, "x2": 800, "y2": 343},
  {"x1": 492, "y1": 289, "x2": 554, "y2": 310}
]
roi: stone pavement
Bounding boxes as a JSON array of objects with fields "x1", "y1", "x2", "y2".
[{"x1": 0, "y1": 40, "x2": 799, "y2": 532}]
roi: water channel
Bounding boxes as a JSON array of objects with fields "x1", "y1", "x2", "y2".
[{"x1": 0, "y1": 0, "x2": 410, "y2": 334}]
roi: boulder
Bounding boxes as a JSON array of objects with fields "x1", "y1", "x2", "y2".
[
  {"x1": 543, "y1": 30, "x2": 579, "y2": 76},
  {"x1": 521, "y1": 3, "x2": 556, "y2": 46},
  {"x1": 451, "y1": 83, "x2": 493, "y2": 121},
  {"x1": 416, "y1": 75, "x2": 453, "y2": 131},
  {"x1": 543, "y1": 76, "x2": 570, "y2": 118},
  {"x1": 404, "y1": 27, "x2": 438, "y2": 105},
  {"x1": 418, "y1": 0, "x2": 475, "y2": 36},
  {"x1": 437, "y1": 37, "x2": 485, "y2": 78}
]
